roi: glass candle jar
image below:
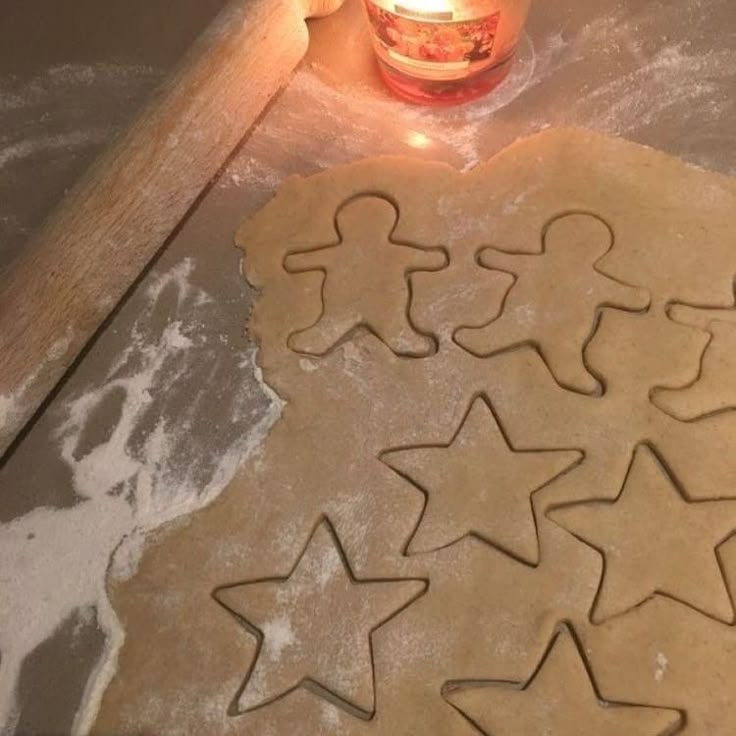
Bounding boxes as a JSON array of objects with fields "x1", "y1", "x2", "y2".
[{"x1": 362, "y1": 0, "x2": 531, "y2": 105}]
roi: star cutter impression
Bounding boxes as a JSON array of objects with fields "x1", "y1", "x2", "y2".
[
  {"x1": 548, "y1": 444, "x2": 736, "y2": 624},
  {"x1": 380, "y1": 394, "x2": 583, "y2": 564},
  {"x1": 212, "y1": 517, "x2": 427, "y2": 719},
  {"x1": 443, "y1": 624, "x2": 684, "y2": 735}
]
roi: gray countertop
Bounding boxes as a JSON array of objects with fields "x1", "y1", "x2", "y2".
[{"x1": 1, "y1": 0, "x2": 735, "y2": 732}]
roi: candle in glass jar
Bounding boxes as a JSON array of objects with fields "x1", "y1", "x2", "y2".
[{"x1": 362, "y1": 0, "x2": 531, "y2": 104}]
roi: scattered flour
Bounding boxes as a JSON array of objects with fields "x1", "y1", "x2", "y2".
[
  {"x1": 316, "y1": 541, "x2": 343, "y2": 589},
  {"x1": 0, "y1": 63, "x2": 161, "y2": 174},
  {"x1": 654, "y1": 651, "x2": 669, "y2": 683},
  {"x1": 0, "y1": 63, "x2": 164, "y2": 261},
  {"x1": 502, "y1": 187, "x2": 538, "y2": 216},
  {"x1": 261, "y1": 617, "x2": 297, "y2": 661},
  {"x1": 2, "y1": 7, "x2": 734, "y2": 729},
  {"x1": 221, "y1": 2, "x2": 735, "y2": 187},
  {"x1": 299, "y1": 358, "x2": 320, "y2": 373},
  {"x1": 320, "y1": 701, "x2": 342, "y2": 729},
  {"x1": 511, "y1": 303, "x2": 538, "y2": 327},
  {"x1": 0, "y1": 63, "x2": 160, "y2": 113},
  {"x1": 578, "y1": 44, "x2": 733, "y2": 136},
  {"x1": 223, "y1": 156, "x2": 288, "y2": 192},
  {"x1": 0, "y1": 130, "x2": 111, "y2": 173},
  {"x1": 0, "y1": 258, "x2": 284, "y2": 735}
]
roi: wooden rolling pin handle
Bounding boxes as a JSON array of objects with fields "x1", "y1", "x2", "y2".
[{"x1": 0, "y1": 0, "x2": 344, "y2": 458}]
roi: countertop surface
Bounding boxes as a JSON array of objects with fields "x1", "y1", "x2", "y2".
[{"x1": 1, "y1": 0, "x2": 735, "y2": 731}]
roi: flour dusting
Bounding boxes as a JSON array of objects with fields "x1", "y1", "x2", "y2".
[
  {"x1": 0, "y1": 64, "x2": 161, "y2": 174},
  {"x1": 654, "y1": 651, "x2": 669, "y2": 683},
  {"x1": 299, "y1": 358, "x2": 320, "y2": 373},
  {"x1": 578, "y1": 44, "x2": 733, "y2": 136},
  {"x1": 261, "y1": 617, "x2": 297, "y2": 661},
  {"x1": 0, "y1": 64, "x2": 160, "y2": 112},
  {"x1": 220, "y1": 1, "x2": 736, "y2": 192},
  {"x1": 224, "y1": 156, "x2": 286, "y2": 192},
  {"x1": 0, "y1": 130, "x2": 111, "y2": 172},
  {"x1": 320, "y1": 701, "x2": 342, "y2": 728},
  {"x1": 0, "y1": 62, "x2": 164, "y2": 262},
  {"x1": 0, "y1": 258, "x2": 284, "y2": 735}
]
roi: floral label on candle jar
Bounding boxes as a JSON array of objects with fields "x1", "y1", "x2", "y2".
[{"x1": 364, "y1": 0, "x2": 501, "y2": 79}]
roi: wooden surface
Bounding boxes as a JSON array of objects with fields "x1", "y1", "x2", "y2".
[{"x1": 0, "y1": 0, "x2": 343, "y2": 457}]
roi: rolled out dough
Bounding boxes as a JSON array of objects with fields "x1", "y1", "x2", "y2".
[{"x1": 92, "y1": 129, "x2": 736, "y2": 735}]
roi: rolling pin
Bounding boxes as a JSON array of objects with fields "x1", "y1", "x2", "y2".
[{"x1": 0, "y1": 0, "x2": 345, "y2": 458}]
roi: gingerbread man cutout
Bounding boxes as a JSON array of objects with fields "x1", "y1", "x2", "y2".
[
  {"x1": 284, "y1": 195, "x2": 448, "y2": 357},
  {"x1": 455, "y1": 213, "x2": 650, "y2": 394}
]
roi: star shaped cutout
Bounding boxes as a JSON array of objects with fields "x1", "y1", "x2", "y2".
[
  {"x1": 455, "y1": 212, "x2": 649, "y2": 394},
  {"x1": 284, "y1": 195, "x2": 447, "y2": 357},
  {"x1": 213, "y1": 518, "x2": 426, "y2": 717},
  {"x1": 549, "y1": 444, "x2": 736, "y2": 623},
  {"x1": 381, "y1": 395, "x2": 582, "y2": 563},
  {"x1": 444, "y1": 625, "x2": 683, "y2": 735}
]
